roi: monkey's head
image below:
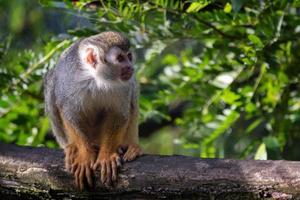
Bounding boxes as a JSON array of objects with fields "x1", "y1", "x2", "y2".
[{"x1": 79, "y1": 31, "x2": 134, "y2": 84}]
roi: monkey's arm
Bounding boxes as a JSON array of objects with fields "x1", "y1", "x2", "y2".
[
  {"x1": 122, "y1": 102, "x2": 143, "y2": 162},
  {"x1": 92, "y1": 113, "x2": 124, "y2": 185},
  {"x1": 126, "y1": 103, "x2": 139, "y2": 143},
  {"x1": 59, "y1": 110, "x2": 97, "y2": 191},
  {"x1": 126, "y1": 79, "x2": 139, "y2": 143},
  {"x1": 122, "y1": 84, "x2": 143, "y2": 162}
]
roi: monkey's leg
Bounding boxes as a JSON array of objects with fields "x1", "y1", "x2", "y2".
[
  {"x1": 62, "y1": 117, "x2": 97, "y2": 191},
  {"x1": 121, "y1": 105, "x2": 143, "y2": 162}
]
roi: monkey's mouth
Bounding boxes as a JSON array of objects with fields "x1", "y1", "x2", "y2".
[{"x1": 120, "y1": 66, "x2": 134, "y2": 81}]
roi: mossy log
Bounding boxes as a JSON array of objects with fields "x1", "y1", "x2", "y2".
[{"x1": 0, "y1": 143, "x2": 300, "y2": 199}]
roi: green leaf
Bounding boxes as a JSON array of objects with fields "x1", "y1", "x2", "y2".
[
  {"x1": 9, "y1": 0, "x2": 25, "y2": 33},
  {"x1": 248, "y1": 35, "x2": 264, "y2": 48},
  {"x1": 255, "y1": 143, "x2": 267, "y2": 160},
  {"x1": 186, "y1": 1, "x2": 210, "y2": 13},
  {"x1": 245, "y1": 102, "x2": 256, "y2": 113},
  {"x1": 246, "y1": 118, "x2": 263, "y2": 134},
  {"x1": 221, "y1": 89, "x2": 241, "y2": 105},
  {"x1": 0, "y1": 99, "x2": 9, "y2": 108},
  {"x1": 162, "y1": 54, "x2": 179, "y2": 65},
  {"x1": 203, "y1": 110, "x2": 240, "y2": 145},
  {"x1": 224, "y1": 3, "x2": 232, "y2": 13}
]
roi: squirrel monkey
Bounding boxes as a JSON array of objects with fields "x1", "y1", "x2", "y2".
[{"x1": 44, "y1": 31, "x2": 143, "y2": 190}]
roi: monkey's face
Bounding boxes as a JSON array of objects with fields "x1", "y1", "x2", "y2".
[
  {"x1": 101, "y1": 46, "x2": 134, "y2": 81},
  {"x1": 80, "y1": 43, "x2": 134, "y2": 84}
]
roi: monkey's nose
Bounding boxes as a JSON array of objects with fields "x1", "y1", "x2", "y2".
[{"x1": 121, "y1": 66, "x2": 133, "y2": 81}]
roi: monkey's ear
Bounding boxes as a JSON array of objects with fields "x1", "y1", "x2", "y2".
[{"x1": 85, "y1": 48, "x2": 97, "y2": 68}]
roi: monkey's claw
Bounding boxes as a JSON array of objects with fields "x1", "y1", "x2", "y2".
[
  {"x1": 122, "y1": 144, "x2": 143, "y2": 162},
  {"x1": 93, "y1": 152, "x2": 121, "y2": 185}
]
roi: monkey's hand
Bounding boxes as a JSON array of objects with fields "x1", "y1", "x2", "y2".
[
  {"x1": 65, "y1": 143, "x2": 96, "y2": 191},
  {"x1": 121, "y1": 144, "x2": 143, "y2": 162},
  {"x1": 93, "y1": 152, "x2": 122, "y2": 186}
]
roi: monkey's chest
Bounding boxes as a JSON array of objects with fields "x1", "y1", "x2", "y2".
[
  {"x1": 80, "y1": 88, "x2": 131, "y2": 133},
  {"x1": 83, "y1": 108, "x2": 128, "y2": 140}
]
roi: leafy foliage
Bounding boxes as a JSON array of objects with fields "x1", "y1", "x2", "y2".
[{"x1": 0, "y1": 0, "x2": 299, "y2": 160}]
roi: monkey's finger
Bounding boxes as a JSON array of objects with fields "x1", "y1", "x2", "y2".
[
  {"x1": 64, "y1": 149, "x2": 70, "y2": 159},
  {"x1": 66, "y1": 163, "x2": 71, "y2": 172},
  {"x1": 65, "y1": 155, "x2": 71, "y2": 167},
  {"x1": 123, "y1": 148, "x2": 134, "y2": 161},
  {"x1": 93, "y1": 162, "x2": 101, "y2": 171},
  {"x1": 70, "y1": 146, "x2": 77, "y2": 155},
  {"x1": 71, "y1": 163, "x2": 78, "y2": 174},
  {"x1": 70, "y1": 154, "x2": 76, "y2": 164},
  {"x1": 91, "y1": 157, "x2": 96, "y2": 165},
  {"x1": 123, "y1": 147, "x2": 132, "y2": 159},
  {"x1": 65, "y1": 158, "x2": 70, "y2": 171},
  {"x1": 106, "y1": 162, "x2": 112, "y2": 185},
  {"x1": 130, "y1": 148, "x2": 139, "y2": 161},
  {"x1": 74, "y1": 176, "x2": 79, "y2": 189},
  {"x1": 85, "y1": 166, "x2": 93, "y2": 188},
  {"x1": 100, "y1": 162, "x2": 107, "y2": 184},
  {"x1": 131, "y1": 148, "x2": 142, "y2": 159},
  {"x1": 126, "y1": 153, "x2": 135, "y2": 161},
  {"x1": 123, "y1": 154, "x2": 129, "y2": 162},
  {"x1": 65, "y1": 153, "x2": 70, "y2": 162},
  {"x1": 129, "y1": 146, "x2": 142, "y2": 160},
  {"x1": 79, "y1": 166, "x2": 85, "y2": 191},
  {"x1": 111, "y1": 161, "x2": 117, "y2": 182},
  {"x1": 71, "y1": 164, "x2": 75, "y2": 174},
  {"x1": 92, "y1": 162, "x2": 97, "y2": 170},
  {"x1": 91, "y1": 163, "x2": 95, "y2": 169},
  {"x1": 69, "y1": 147, "x2": 77, "y2": 163},
  {"x1": 74, "y1": 167, "x2": 81, "y2": 190}
]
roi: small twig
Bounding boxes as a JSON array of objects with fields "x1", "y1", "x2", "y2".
[
  {"x1": 192, "y1": 14, "x2": 240, "y2": 39},
  {"x1": 0, "y1": 40, "x2": 70, "y2": 118},
  {"x1": 17, "y1": 40, "x2": 70, "y2": 87}
]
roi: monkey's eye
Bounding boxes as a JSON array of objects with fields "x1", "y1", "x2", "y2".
[
  {"x1": 127, "y1": 52, "x2": 132, "y2": 61},
  {"x1": 117, "y1": 54, "x2": 125, "y2": 62}
]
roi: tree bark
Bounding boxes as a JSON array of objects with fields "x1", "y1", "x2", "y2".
[{"x1": 0, "y1": 143, "x2": 299, "y2": 200}]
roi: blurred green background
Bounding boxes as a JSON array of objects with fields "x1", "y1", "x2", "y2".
[{"x1": 0, "y1": 0, "x2": 299, "y2": 160}]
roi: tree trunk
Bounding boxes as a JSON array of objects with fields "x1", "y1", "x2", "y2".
[{"x1": 0, "y1": 143, "x2": 299, "y2": 199}]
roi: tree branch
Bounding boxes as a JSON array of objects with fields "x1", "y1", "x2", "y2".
[{"x1": 0, "y1": 143, "x2": 300, "y2": 199}]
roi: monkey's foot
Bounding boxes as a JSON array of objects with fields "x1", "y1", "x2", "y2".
[
  {"x1": 122, "y1": 144, "x2": 143, "y2": 162},
  {"x1": 93, "y1": 152, "x2": 122, "y2": 185},
  {"x1": 66, "y1": 146, "x2": 96, "y2": 191}
]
